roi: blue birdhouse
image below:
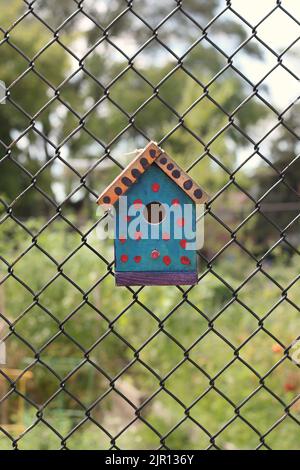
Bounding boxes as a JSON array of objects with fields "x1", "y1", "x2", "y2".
[{"x1": 97, "y1": 142, "x2": 208, "y2": 286}]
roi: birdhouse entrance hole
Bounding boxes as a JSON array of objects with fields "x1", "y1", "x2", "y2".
[{"x1": 143, "y1": 202, "x2": 166, "y2": 224}]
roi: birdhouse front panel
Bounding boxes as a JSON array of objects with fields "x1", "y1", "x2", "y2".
[
  {"x1": 114, "y1": 163, "x2": 197, "y2": 284},
  {"x1": 97, "y1": 141, "x2": 209, "y2": 286}
]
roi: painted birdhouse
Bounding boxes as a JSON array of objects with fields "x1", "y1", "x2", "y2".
[{"x1": 97, "y1": 142, "x2": 208, "y2": 286}]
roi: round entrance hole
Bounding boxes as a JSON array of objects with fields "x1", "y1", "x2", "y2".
[{"x1": 143, "y1": 201, "x2": 166, "y2": 224}]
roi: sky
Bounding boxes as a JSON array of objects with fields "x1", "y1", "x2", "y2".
[
  {"x1": 231, "y1": 0, "x2": 299, "y2": 109},
  {"x1": 228, "y1": 0, "x2": 299, "y2": 167}
]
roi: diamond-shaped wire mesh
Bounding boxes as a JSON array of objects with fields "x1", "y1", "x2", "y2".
[{"x1": 0, "y1": 0, "x2": 299, "y2": 450}]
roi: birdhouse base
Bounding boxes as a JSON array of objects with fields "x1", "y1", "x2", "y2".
[{"x1": 115, "y1": 271, "x2": 198, "y2": 286}]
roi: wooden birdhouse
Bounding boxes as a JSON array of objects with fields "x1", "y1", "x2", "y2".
[{"x1": 97, "y1": 142, "x2": 208, "y2": 286}]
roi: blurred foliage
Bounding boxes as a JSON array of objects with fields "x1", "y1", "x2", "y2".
[
  {"x1": 252, "y1": 104, "x2": 300, "y2": 253},
  {"x1": 0, "y1": 0, "x2": 267, "y2": 216},
  {"x1": 0, "y1": 220, "x2": 299, "y2": 449}
]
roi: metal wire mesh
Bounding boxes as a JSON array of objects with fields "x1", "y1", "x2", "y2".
[{"x1": 0, "y1": 0, "x2": 299, "y2": 450}]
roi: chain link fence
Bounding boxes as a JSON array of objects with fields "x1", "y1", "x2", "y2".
[{"x1": 0, "y1": 0, "x2": 299, "y2": 450}]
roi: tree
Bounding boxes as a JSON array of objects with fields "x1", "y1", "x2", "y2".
[
  {"x1": 0, "y1": 0, "x2": 70, "y2": 216},
  {"x1": 0, "y1": 0, "x2": 268, "y2": 219},
  {"x1": 252, "y1": 104, "x2": 300, "y2": 254}
]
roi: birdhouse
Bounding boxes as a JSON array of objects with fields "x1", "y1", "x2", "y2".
[{"x1": 97, "y1": 142, "x2": 208, "y2": 286}]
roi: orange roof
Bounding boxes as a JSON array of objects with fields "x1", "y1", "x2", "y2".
[{"x1": 97, "y1": 141, "x2": 209, "y2": 206}]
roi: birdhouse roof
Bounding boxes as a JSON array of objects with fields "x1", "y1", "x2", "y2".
[{"x1": 97, "y1": 141, "x2": 209, "y2": 206}]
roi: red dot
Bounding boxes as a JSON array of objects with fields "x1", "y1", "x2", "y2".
[
  {"x1": 162, "y1": 233, "x2": 170, "y2": 240},
  {"x1": 152, "y1": 183, "x2": 160, "y2": 192},
  {"x1": 124, "y1": 215, "x2": 131, "y2": 222},
  {"x1": 151, "y1": 249, "x2": 160, "y2": 259},
  {"x1": 284, "y1": 382, "x2": 296, "y2": 392},
  {"x1": 163, "y1": 255, "x2": 171, "y2": 266},
  {"x1": 133, "y1": 199, "x2": 143, "y2": 209},
  {"x1": 180, "y1": 255, "x2": 190, "y2": 265},
  {"x1": 121, "y1": 254, "x2": 128, "y2": 263},
  {"x1": 172, "y1": 198, "x2": 180, "y2": 206},
  {"x1": 119, "y1": 235, "x2": 126, "y2": 244},
  {"x1": 177, "y1": 218, "x2": 185, "y2": 227},
  {"x1": 180, "y1": 239, "x2": 187, "y2": 249},
  {"x1": 134, "y1": 256, "x2": 141, "y2": 263},
  {"x1": 135, "y1": 231, "x2": 142, "y2": 240}
]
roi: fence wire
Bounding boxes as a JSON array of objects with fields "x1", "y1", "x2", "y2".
[{"x1": 0, "y1": 0, "x2": 299, "y2": 450}]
